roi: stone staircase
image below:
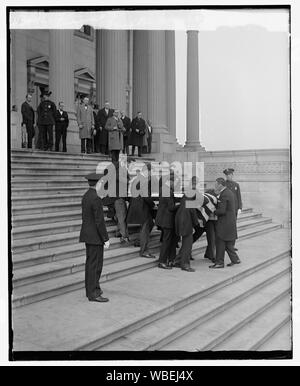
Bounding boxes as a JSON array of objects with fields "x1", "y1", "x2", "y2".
[{"x1": 11, "y1": 149, "x2": 291, "y2": 352}]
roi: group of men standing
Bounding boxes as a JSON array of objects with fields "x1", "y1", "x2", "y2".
[
  {"x1": 79, "y1": 162, "x2": 243, "y2": 303},
  {"x1": 18, "y1": 93, "x2": 152, "y2": 160},
  {"x1": 78, "y1": 99, "x2": 152, "y2": 160},
  {"x1": 20, "y1": 92, "x2": 69, "y2": 152}
]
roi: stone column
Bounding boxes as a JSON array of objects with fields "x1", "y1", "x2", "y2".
[
  {"x1": 185, "y1": 30, "x2": 202, "y2": 149},
  {"x1": 147, "y1": 30, "x2": 168, "y2": 132},
  {"x1": 10, "y1": 30, "x2": 27, "y2": 149},
  {"x1": 49, "y1": 30, "x2": 75, "y2": 114},
  {"x1": 96, "y1": 30, "x2": 128, "y2": 111},
  {"x1": 132, "y1": 30, "x2": 148, "y2": 119},
  {"x1": 165, "y1": 30, "x2": 176, "y2": 138},
  {"x1": 49, "y1": 30, "x2": 77, "y2": 152}
]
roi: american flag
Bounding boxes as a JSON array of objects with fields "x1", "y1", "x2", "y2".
[{"x1": 196, "y1": 192, "x2": 218, "y2": 228}]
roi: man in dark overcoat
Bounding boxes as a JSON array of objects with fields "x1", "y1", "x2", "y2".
[
  {"x1": 223, "y1": 168, "x2": 242, "y2": 217},
  {"x1": 79, "y1": 173, "x2": 110, "y2": 302},
  {"x1": 209, "y1": 177, "x2": 241, "y2": 269},
  {"x1": 129, "y1": 111, "x2": 146, "y2": 157},
  {"x1": 95, "y1": 101, "x2": 114, "y2": 154},
  {"x1": 21, "y1": 93, "x2": 35, "y2": 149},
  {"x1": 120, "y1": 110, "x2": 131, "y2": 155},
  {"x1": 37, "y1": 91, "x2": 56, "y2": 151},
  {"x1": 126, "y1": 164, "x2": 155, "y2": 258},
  {"x1": 54, "y1": 101, "x2": 69, "y2": 152}
]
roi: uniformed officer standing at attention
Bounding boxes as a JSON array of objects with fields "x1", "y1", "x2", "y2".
[
  {"x1": 37, "y1": 90, "x2": 57, "y2": 151},
  {"x1": 223, "y1": 168, "x2": 242, "y2": 217},
  {"x1": 79, "y1": 173, "x2": 110, "y2": 303}
]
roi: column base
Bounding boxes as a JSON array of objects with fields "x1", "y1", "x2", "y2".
[{"x1": 184, "y1": 140, "x2": 206, "y2": 152}]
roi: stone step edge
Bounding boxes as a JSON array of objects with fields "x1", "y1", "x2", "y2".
[
  {"x1": 75, "y1": 250, "x2": 290, "y2": 351},
  {"x1": 12, "y1": 224, "x2": 283, "y2": 308},
  {"x1": 12, "y1": 258, "x2": 157, "y2": 309},
  {"x1": 131, "y1": 266, "x2": 291, "y2": 351},
  {"x1": 249, "y1": 315, "x2": 291, "y2": 351},
  {"x1": 13, "y1": 224, "x2": 280, "y2": 282},
  {"x1": 12, "y1": 212, "x2": 262, "y2": 234},
  {"x1": 199, "y1": 286, "x2": 290, "y2": 351}
]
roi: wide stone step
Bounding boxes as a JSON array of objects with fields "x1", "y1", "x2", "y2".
[
  {"x1": 11, "y1": 149, "x2": 155, "y2": 162},
  {"x1": 13, "y1": 232, "x2": 161, "y2": 270},
  {"x1": 12, "y1": 185, "x2": 88, "y2": 197},
  {"x1": 12, "y1": 224, "x2": 283, "y2": 307},
  {"x1": 161, "y1": 267, "x2": 290, "y2": 351},
  {"x1": 100, "y1": 256, "x2": 290, "y2": 351},
  {"x1": 255, "y1": 318, "x2": 291, "y2": 351},
  {"x1": 12, "y1": 193, "x2": 83, "y2": 205},
  {"x1": 12, "y1": 201, "x2": 82, "y2": 216},
  {"x1": 11, "y1": 210, "x2": 259, "y2": 239},
  {"x1": 11, "y1": 178, "x2": 88, "y2": 188},
  {"x1": 211, "y1": 295, "x2": 291, "y2": 351},
  {"x1": 12, "y1": 224, "x2": 146, "y2": 254},
  {"x1": 11, "y1": 229, "x2": 290, "y2": 350}
]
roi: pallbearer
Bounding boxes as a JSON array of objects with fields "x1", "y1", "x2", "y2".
[
  {"x1": 223, "y1": 168, "x2": 242, "y2": 217},
  {"x1": 79, "y1": 173, "x2": 110, "y2": 303}
]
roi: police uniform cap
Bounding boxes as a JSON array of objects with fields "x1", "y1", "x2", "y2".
[
  {"x1": 223, "y1": 168, "x2": 235, "y2": 175},
  {"x1": 84, "y1": 173, "x2": 104, "y2": 182},
  {"x1": 40, "y1": 91, "x2": 52, "y2": 98}
]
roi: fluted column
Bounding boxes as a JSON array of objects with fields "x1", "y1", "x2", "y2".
[
  {"x1": 165, "y1": 30, "x2": 176, "y2": 137},
  {"x1": 132, "y1": 30, "x2": 148, "y2": 118},
  {"x1": 49, "y1": 30, "x2": 75, "y2": 115},
  {"x1": 185, "y1": 30, "x2": 201, "y2": 149},
  {"x1": 96, "y1": 30, "x2": 128, "y2": 111},
  {"x1": 147, "y1": 30, "x2": 168, "y2": 132}
]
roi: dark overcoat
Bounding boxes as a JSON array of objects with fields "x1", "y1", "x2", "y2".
[
  {"x1": 54, "y1": 110, "x2": 69, "y2": 130},
  {"x1": 121, "y1": 116, "x2": 131, "y2": 140},
  {"x1": 225, "y1": 180, "x2": 242, "y2": 213},
  {"x1": 126, "y1": 174, "x2": 155, "y2": 225},
  {"x1": 215, "y1": 187, "x2": 238, "y2": 241},
  {"x1": 21, "y1": 101, "x2": 35, "y2": 125},
  {"x1": 155, "y1": 196, "x2": 178, "y2": 229},
  {"x1": 37, "y1": 100, "x2": 56, "y2": 125},
  {"x1": 79, "y1": 188, "x2": 109, "y2": 245},
  {"x1": 129, "y1": 117, "x2": 146, "y2": 147},
  {"x1": 96, "y1": 108, "x2": 114, "y2": 145},
  {"x1": 175, "y1": 196, "x2": 199, "y2": 237}
]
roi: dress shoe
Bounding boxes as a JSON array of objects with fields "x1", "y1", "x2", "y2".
[
  {"x1": 141, "y1": 253, "x2": 156, "y2": 259},
  {"x1": 88, "y1": 296, "x2": 109, "y2": 302},
  {"x1": 190, "y1": 256, "x2": 194, "y2": 261},
  {"x1": 158, "y1": 263, "x2": 172, "y2": 270},
  {"x1": 227, "y1": 260, "x2": 241, "y2": 267},
  {"x1": 181, "y1": 266, "x2": 195, "y2": 272},
  {"x1": 209, "y1": 264, "x2": 225, "y2": 269}
]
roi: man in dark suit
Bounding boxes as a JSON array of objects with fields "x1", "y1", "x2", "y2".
[
  {"x1": 95, "y1": 101, "x2": 114, "y2": 154},
  {"x1": 155, "y1": 174, "x2": 179, "y2": 269},
  {"x1": 120, "y1": 110, "x2": 131, "y2": 155},
  {"x1": 146, "y1": 119, "x2": 153, "y2": 154},
  {"x1": 129, "y1": 111, "x2": 146, "y2": 157},
  {"x1": 37, "y1": 90, "x2": 56, "y2": 151},
  {"x1": 126, "y1": 164, "x2": 156, "y2": 258},
  {"x1": 209, "y1": 178, "x2": 241, "y2": 269},
  {"x1": 21, "y1": 94, "x2": 35, "y2": 149},
  {"x1": 223, "y1": 168, "x2": 242, "y2": 218},
  {"x1": 79, "y1": 173, "x2": 110, "y2": 302},
  {"x1": 54, "y1": 101, "x2": 69, "y2": 152}
]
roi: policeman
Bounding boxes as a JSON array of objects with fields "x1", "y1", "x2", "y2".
[
  {"x1": 223, "y1": 168, "x2": 242, "y2": 217},
  {"x1": 37, "y1": 90, "x2": 56, "y2": 151}
]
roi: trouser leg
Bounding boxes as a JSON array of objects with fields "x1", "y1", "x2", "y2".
[
  {"x1": 26, "y1": 123, "x2": 34, "y2": 149},
  {"x1": 47, "y1": 124, "x2": 53, "y2": 150},
  {"x1": 85, "y1": 244, "x2": 103, "y2": 299},
  {"x1": 62, "y1": 127, "x2": 67, "y2": 152},
  {"x1": 225, "y1": 240, "x2": 240, "y2": 263},
  {"x1": 204, "y1": 221, "x2": 216, "y2": 261},
  {"x1": 140, "y1": 218, "x2": 153, "y2": 255},
  {"x1": 138, "y1": 146, "x2": 142, "y2": 157},
  {"x1": 215, "y1": 236, "x2": 226, "y2": 266},
  {"x1": 131, "y1": 145, "x2": 135, "y2": 155},
  {"x1": 81, "y1": 139, "x2": 85, "y2": 153},
  {"x1": 114, "y1": 199, "x2": 128, "y2": 238},
  {"x1": 86, "y1": 138, "x2": 92, "y2": 153},
  {"x1": 55, "y1": 126, "x2": 61, "y2": 151},
  {"x1": 179, "y1": 234, "x2": 193, "y2": 269}
]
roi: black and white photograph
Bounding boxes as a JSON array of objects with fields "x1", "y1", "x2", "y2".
[{"x1": 1, "y1": 0, "x2": 300, "y2": 366}]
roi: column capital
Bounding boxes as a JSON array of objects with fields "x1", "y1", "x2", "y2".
[{"x1": 186, "y1": 30, "x2": 199, "y2": 34}]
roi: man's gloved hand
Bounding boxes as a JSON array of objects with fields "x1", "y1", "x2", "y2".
[
  {"x1": 237, "y1": 209, "x2": 242, "y2": 216},
  {"x1": 104, "y1": 240, "x2": 110, "y2": 249}
]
